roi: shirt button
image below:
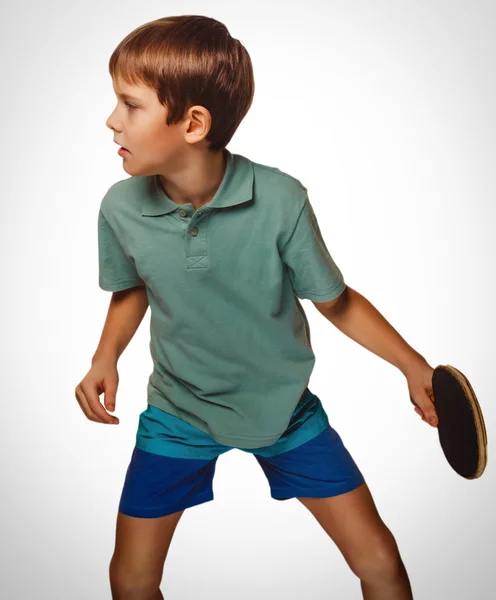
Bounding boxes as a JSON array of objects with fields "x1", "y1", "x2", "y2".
[
  {"x1": 179, "y1": 209, "x2": 187, "y2": 217},
  {"x1": 190, "y1": 227, "x2": 198, "y2": 236}
]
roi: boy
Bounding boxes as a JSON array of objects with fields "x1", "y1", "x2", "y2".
[{"x1": 75, "y1": 14, "x2": 439, "y2": 600}]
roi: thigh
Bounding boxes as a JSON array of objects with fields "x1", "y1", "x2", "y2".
[
  {"x1": 110, "y1": 508, "x2": 185, "y2": 588},
  {"x1": 110, "y1": 445, "x2": 219, "y2": 588},
  {"x1": 255, "y1": 424, "x2": 397, "y2": 574},
  {"x1": 118, "y1": 446, "x2": 219, "y2": 519},
  {"x1": 254, "y1": 424, "x2": 365, "y2": 501},
  {"x1": 297, "y1": 482, "x2": 398, "y2": 577}
]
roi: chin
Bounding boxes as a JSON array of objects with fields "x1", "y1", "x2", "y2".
[
  {"x1": 122, "y1": 161, "x2": 139, "y2": 176},
  {"x1": 123, "y1": 161, "x2": 155, "y2": 177}
]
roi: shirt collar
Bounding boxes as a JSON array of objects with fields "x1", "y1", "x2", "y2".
[{"x1": 142, "y1": 148, "x2": 254, "y2": 216}]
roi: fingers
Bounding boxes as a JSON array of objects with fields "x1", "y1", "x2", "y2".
[
  {"x1": 414, "y1": 405, "x2": 438, "y2": 428},
  {"x1": 104, "y1": 382, "x2": 117, "y2": 413},
  {"x1": 414, "y1": 406, "x2": 426, "y2": 421},
  {"x1": 75, "y1": 382, "x2": 119, "y2": 424}
]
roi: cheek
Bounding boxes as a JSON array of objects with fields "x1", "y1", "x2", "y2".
[
  {"x1": 150, "y1": 138, "x2": 183, "y2": 166},
  {"x1": 139, "y1": 129, "x2": 169, "y2": 155},
  {"x1": 128, "y1": 118, "x2": 181, "y2": 163}
]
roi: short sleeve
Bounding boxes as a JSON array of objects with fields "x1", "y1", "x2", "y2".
[
  {"x1": 280, "y1": 194, "x2": 346, "y2": 302},
  {"x1": 98, "y1": 210, "x2": 144, "y2": 292}
]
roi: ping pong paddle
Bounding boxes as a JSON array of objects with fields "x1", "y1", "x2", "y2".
[{"x1": 409, "y1": 364, "x2": 487, "y2": 479}]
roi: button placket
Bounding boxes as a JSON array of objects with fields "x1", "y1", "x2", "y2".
[
  {"x1": 172, "y1": 206, "x2": 192, "y2": 230},
  {"x1": 185, "y1": 209, "x2": 211, "y2": 270}
]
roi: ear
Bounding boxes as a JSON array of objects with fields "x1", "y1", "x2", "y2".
[{"x1": 184, "y1": 105, "x2": 212, "y2": 143}]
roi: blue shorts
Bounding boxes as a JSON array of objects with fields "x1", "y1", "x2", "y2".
[{"x1": 118, "y1": 389, "x2": 365, "y2": 518}]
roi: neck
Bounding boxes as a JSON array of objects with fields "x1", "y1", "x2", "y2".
[{"x1": 157, "y1": 149, "x2": 227, "y2": 211}]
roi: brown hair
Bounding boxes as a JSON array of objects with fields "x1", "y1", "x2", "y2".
[{"x1": 108, "y1": 15, "x2": 255, "y2": 152}]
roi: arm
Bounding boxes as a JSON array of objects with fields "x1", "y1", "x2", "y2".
[
  {"x1": 278, "y1": 185, "x2": 438, "y2": 426},
  {"x1": 92, "y1": 284, "x2": 149, "y2": 366},
  {"x1": 95, "y1": 203, "x2": 149, "y2": 364},
  {"x1": 313, "y1": 285, "x2": 425, "y2": 376},
  {"x1": 313, "y1": 286, "x2": 439, "y2": 426}
]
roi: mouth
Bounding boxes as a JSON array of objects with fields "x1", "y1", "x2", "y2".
[{"x1": 114, "y1": 140, "x2": 129, "y2": 151}]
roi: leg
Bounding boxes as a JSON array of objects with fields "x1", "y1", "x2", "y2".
[
  {"x1": 109, "y1": 508, "x2": 184, "y2": 600},
  {"x1": 298, "y1": 482, "x2": 413, "y2": 600},
  {"x1": 110, "y1": 443, "x2": 220, "y2": 599}
]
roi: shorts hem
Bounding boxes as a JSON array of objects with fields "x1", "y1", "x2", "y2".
[
  {"x1": 270, "y1": 475, "x2": 365, "y2": 501},
  {"x1": 118, "y1": 490, "x2": 214, "y2": 519}
]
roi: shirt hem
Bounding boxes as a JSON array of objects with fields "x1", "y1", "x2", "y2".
[
  {"x1": 146, "y1": 391, "x2": 322, "y2": 450},
  {"x1": 253, "y1": 413, "x2": 330, "y2": 457}
]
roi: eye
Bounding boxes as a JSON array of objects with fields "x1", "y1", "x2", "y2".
[{"x1": 124, "y1": 101, "x2": 137, "y2": 110}]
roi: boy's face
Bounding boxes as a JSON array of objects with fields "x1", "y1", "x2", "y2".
[{"x1": 106, "y1": 76, "x2": 193, "y2": 176}]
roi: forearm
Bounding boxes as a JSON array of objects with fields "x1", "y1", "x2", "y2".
[
  {"x1": 92, "y1": 285, "x2": 149, "y2": 365},
  {"x1": 323, "y1": 287, "x2": 426, "y2": 376}
]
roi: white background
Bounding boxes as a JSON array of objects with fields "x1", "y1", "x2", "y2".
[{"x1": 2, "y1": 0, "x2": 495, "y2": 598}]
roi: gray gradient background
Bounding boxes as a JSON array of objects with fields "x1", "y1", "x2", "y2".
[{"x1": 2, "y1": 0, "x2": 494, "y2": 598}]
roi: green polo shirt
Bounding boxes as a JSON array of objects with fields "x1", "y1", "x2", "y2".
[{"x1": 98, "y1": 148, "x2": 346, "y2": 449}]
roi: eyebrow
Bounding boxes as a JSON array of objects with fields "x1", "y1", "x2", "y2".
[{"x1": 114, "y1": 91, "x2": 142, "y2": 102}]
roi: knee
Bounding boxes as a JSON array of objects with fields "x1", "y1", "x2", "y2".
[
  {"x1": 349, "y1": 533, "x2": 403, "y2": 584},
  {"x1": 109, "y1": 556, "x2": 161, "y2": 600}
]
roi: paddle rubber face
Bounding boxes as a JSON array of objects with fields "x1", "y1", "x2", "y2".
[
  {"x1": 409, "y1": 364, "x2": 487, "y2": 479},
  {"x1": 433, "y1": 367, "x2": 484, "y2": 479}
]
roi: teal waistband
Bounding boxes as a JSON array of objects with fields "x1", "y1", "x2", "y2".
[{"x1": 135, "y1": 388, "x2": 330, "y2": 460}]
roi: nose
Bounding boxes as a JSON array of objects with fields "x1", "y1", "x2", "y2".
[{"x1": 105, "y1": 106, "x2": 120, "y2": 131}]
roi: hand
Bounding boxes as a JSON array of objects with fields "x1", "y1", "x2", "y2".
[
  {"x1": 405, "y1": 360, "x2": 438, "y2": 428},
  {"x1": 75, "y1": 359, "x2": 120, "y2": 425}
]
